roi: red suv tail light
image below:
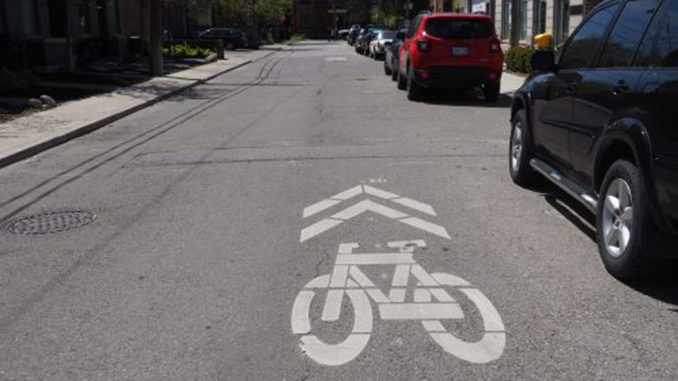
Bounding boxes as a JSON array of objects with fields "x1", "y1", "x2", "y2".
[
  {"x1": 490, "y1": 39, "x2": 502, "y2": 54},
  {"x1": 417, "y1": 39, "x2": 431, "y2": 53}
]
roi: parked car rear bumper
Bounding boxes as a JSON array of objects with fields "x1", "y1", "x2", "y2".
[{"x1": 413, "y1": 66, "x2": 501, "y2": 89}]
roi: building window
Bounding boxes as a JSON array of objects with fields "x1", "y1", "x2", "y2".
[
  {"x1": 534, "y1": 0, "x2": 546, "y2": 35},
  {"x1": 78, "y1": 0, "x2": 92, "y2": 34},
  {"x1": 501, "y1": 0, "x2": 511, "y2": 39},
  {"x1": 19, "y1": 0, "x2": 39, "y2": 35},
  {"x1": 521, "y1": 0, "x2": 528, "y2": 40},
  {"x1": 0, "y1": 0, "x2": 6, "y2": 35},
  {"x1": 49, "y1": 0, "x2": 68, "y2": 37},
  {"x1": 554, "y1": 0, "x2": 570, "y2": 46}
]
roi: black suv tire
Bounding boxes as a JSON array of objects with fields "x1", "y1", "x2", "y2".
[
  {"x1": 509, "y1": 109, "x2": 539, "y2": 186},
  {"x1": 596, "y1": 160, "x2": 651, "y2": 280},
  {"x1": 407, "y1": 68, "x2": 425, "y2": 101}
]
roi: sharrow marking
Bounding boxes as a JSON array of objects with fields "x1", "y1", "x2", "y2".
[
  {"x1": 303, "y1": 199, "x2": 341, "y2": 218},
  {"x1": 392, "y1": 197, "x2": 437, "y2": 216},
  {"x1": 364, "y1": 185, "x2": 399, "y2": 199},
  {"x1": 299, "y1": 218, "x2": 343, "y2": 242},
  {"x1": 400, "y1": 217, "x2": 451, "y2": 239}
]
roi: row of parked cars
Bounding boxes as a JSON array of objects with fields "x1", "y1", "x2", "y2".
[
  {"x1": 349, "y1": 0, "x2": 678, "y2": 280},
  {"x1": 347, "y1": 14, "x2": 504, "y2": 102}
]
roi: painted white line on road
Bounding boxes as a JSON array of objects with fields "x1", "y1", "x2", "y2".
[
  {"x1": 331, "y1": 185, "x2": 363, "y2": 201},
  {"x1": 335, "y1": 253, "x2": 415, "y2": 265},
  {"x1": 379, "y1": 303, "x2": 464, "y2": 320},
  {"x1": 299, "y1": 218, "x2": 343, "y2": 242},
  {"x1": 392, "y1": 197, "x2": 437, "y2": 216},
  {"x1": 364, "y1": 185, "x2": 399, "y2": 199},
  {"x1": 401, "y1": 217, "x2": 451, "y2": 239},
  {"x1": 331, "y1": 200, "x2": 408, "y2": 220},
  {"x1": 303, "y1": 199, "x2": 341, "y2": 218}
]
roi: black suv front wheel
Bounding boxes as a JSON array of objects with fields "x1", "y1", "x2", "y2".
[
  {"x1": 509, "y1": 109, "x2": 538, "y2": 186},
  {"x1": 596, "y1": 160, "x2": 651, "y2": 279}
]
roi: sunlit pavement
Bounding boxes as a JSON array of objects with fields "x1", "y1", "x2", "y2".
[{"x1": 1, "y1": 41, "x2": 676, "y2": 380}]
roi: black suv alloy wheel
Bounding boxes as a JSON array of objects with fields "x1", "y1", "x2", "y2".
[{"x1": 596, "y1": 160, "x2": 651, "y2": 279}]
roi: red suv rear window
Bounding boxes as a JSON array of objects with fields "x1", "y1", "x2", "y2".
[{"x1": 424, "y1": 18, "x2": 492, "y2": 39}]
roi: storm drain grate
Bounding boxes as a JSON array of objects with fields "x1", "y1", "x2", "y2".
[{"x1": 2, "y1": 211, "x2": 97, "y2": 235}]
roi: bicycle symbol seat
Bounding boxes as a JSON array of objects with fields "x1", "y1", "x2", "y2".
[{"x1": 291, "y1": 240, "x2": 506, "y2": 366}]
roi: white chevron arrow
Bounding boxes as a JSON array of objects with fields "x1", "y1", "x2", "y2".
[
  {"x1": 300, "y1": 199, "x2": 450, "y2": 242},
  {"x1": 302, "y1": 185, "x2": 436, "y2": 219}
]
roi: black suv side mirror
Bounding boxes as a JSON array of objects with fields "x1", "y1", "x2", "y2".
[
  {"x1": 531, "y1": 50, "x2": 556, "y2": 73},
  {"x1": 396, "y1": 31, "x2": 405, "y2": 40}
]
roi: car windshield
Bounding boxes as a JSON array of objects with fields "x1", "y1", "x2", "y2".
[
  {"x1": 424, "y1": 18, "x2": 492, "y2": 39},
  {"x1": 380, "y1": 32, "x2": 396, "y2": 39}
]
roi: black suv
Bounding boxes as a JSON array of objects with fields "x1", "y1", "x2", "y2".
[
  {"x1": 197, "y1": 28, "x2": 248, "y2": 50},
  {"x1": 510, "y1": 0, "x2": 678, "y2": 279}
]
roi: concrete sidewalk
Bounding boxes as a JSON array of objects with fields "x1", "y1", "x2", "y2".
[
  {"x1": 0, "y1": 46, "x2": 284, "y2": 168},
  {"x1": 501, "y1": 71, "x2": 527, "y2": 95}
]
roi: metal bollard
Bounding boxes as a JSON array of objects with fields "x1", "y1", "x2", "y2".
[{"x1": 216, "y1": 39, "x2": 225, "y2": 60}]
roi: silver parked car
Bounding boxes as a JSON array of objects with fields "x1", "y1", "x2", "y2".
[{"x1": 368, "y1": 30, "x2": 396, "y2": 60}]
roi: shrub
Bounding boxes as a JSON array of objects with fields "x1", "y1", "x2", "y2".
[
  {"x1": 505, "y1": 47, "x2": 535, "y2": 74},
  {"x1": 289, "y1": 34, "x2": 305, "y2": 43},
  {"x1": 0, "y1": 67, "x2": 40, "y2": 96},
  {"x1": 164, "y1": 41, "x2": 213, "y2": 59}
]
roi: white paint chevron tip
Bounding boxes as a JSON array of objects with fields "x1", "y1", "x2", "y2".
[
  {"x1": 303, "y1": 199, "x2": 341, "y2": 218},
  {"x1": 363, "y1": 185, "x2": 399, "y2": 199}
]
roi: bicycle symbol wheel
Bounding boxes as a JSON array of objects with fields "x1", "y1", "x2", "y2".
[{"x1": 291, "y1": 272, "x2": 505, "y2": 366}]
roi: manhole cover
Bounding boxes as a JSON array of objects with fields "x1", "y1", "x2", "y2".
[{"x1": 3, "y1": 211, "x2": 97, "y2": 235}]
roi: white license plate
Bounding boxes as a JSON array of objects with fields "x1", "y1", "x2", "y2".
[{"x1": 451, "y1": 47, "x2": 468, "y2": 56}]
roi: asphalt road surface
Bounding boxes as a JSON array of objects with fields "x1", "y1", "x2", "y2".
[{"x1": 1, "y1": 42, "x2": 677, "y2": 380}]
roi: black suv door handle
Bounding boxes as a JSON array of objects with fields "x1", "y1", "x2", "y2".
[{"x1": 613, "y1": 81, "x2": 629, "y2": 95}]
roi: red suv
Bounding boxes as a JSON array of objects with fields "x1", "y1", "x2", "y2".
[{"x1": 397, "y1": 13, "x2": 504, "y2": 101}]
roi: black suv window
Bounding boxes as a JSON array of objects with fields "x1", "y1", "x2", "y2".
[
  {"x1": 598, "y1": 0, "x2": 660, "y2": 67},
  {"x1": 651, "y1": 0, "x2": 678, "y2": 66},
  {"x1": 559, "y1": 3, "x2": 619, "y2": 70},
  {"x1": 423, "y1": 18, "x2": 492, "y2": 39}
]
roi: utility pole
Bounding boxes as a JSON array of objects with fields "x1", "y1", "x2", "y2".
[
  {"x1": 149, "y1": 0, "x2": 163, "y2": 75},
  {"x1": 251, "y1": 0, "x2": 260, "y2": 48}
]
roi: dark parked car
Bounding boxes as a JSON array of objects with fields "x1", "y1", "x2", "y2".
[
  {"x1": 355, "y1": 25, "x2": 388, "y2": 54},
  {"x1": 337, "y1": 29, "x2": 350, "y2": 40},
  {"x1": 510, "y1": 0, "x2": 678, "y2": 279},
  {"x1": 197, "y1": 27, "x2": 247, "y2": 50},
  {"x1": 384, "y1": 29, "x2": 407, "y2": 80},
  {"x1": 347, "y1": 24, "x2": 362, "y2": 46}
]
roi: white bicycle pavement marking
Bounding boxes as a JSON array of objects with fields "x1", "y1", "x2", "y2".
[
  {"x1": 292, "y1": 187, "x2": 506, "y2": 366},
  {"x1": 291, "y1": 242, "x2": 506, "y2": 366}
]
